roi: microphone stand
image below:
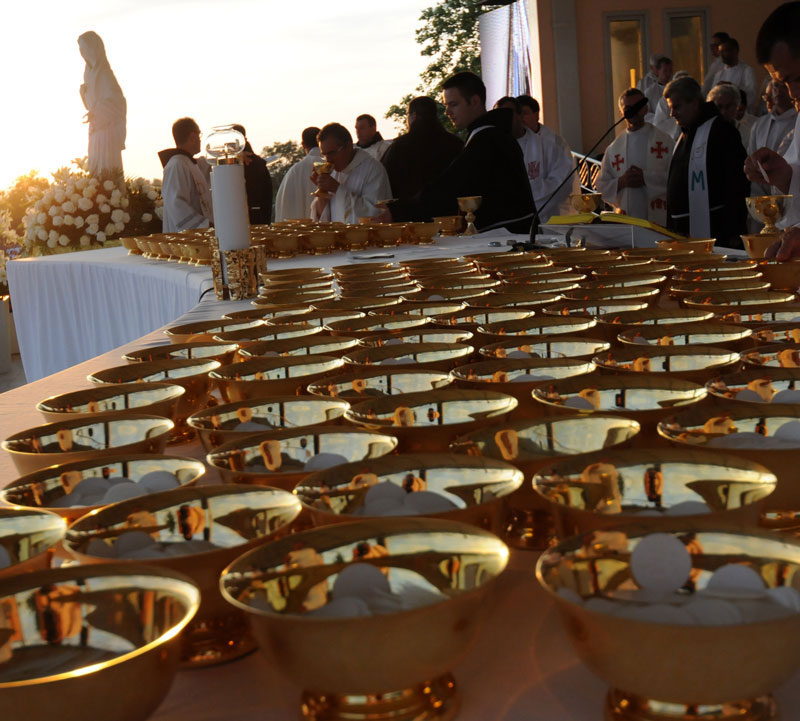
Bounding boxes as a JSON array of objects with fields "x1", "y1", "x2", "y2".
[{"x1": 527, "y1": 113, "x2": 631, "y2": 248}]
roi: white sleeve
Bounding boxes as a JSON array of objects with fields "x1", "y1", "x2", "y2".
[
  {"x1": 163, "y1": 161, "x2": 209, "y2": 232},
  {"x1": 596, "y1": 153, "x2": 619, "y2": 207},
  {"x1": 778, "y1": 164, "x2": 800, "y2": 229},
  {"x1": 339, "y1": 162, "x2": 392, "y2": 219}
]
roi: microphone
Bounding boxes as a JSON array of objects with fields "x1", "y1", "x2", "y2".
[
  {"x1": 623, "y1": 96, "x2": 649, "y2": 120},
  {"x1": 528, "y1": 110, "x2": 633, "y2": 245}
]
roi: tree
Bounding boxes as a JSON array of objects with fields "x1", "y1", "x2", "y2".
[
  {"x1": 386, "y1": 0, "x2": 503, "y2": 131},
  {"x1": 260, "y1": 139, "x2": 306, "y2": 205}
]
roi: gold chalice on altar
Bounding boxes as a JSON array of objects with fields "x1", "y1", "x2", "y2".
[
  {"x1": 570, "y1": 192, "x2": 604, "y2": 214},
  {"x1": 538, "y1": 524, "x2": 800, "y2": 721},
  {"x1": 312, "y1": 161, "x2": 333, "y2": 198},
  {"x1": 66, "y1": 485, "x2": 301, "y2": 667},
  {"x1": 0, "y1": 564, "x2": 199, "y2": 721},
  {"x1": 456, "y1": 195, "x2": 482, "y2": 235},
  {"x1": 746, "y1": 195, "x2": 792, "y2": 235},
  {"x1": 220, "y1": 517, "x2": 508, "y2": 721}
]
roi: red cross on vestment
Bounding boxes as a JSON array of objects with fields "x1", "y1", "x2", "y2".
[
  {"x1": 611, "y1": 154, "x2": 624, "y2": 171},
  {"x1": 650, "y1": 141, "x2": 668, "y2": 159}
]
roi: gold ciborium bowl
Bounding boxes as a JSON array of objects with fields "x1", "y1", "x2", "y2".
[
  {"x1": 751, "y1": 324, "x2": 800, "y2": 346},
  {"x1": 544, "y1": 299, "x2": 650, "y2": 321},
  {"x1": 358, "y1": 328, "x2": 474, "y2": 347},
  {"x1": 88, "y1": 358, "x2": 221, "y2": 444},
  {"x1": 224, "y1": 304, "x2": 310, "y2": 322},
  {"x1": 220, "y1": 517, "x2": 508, "y2": 721},
  {"x1": 584, "y1": 272, "x2": 668, "y2": 289},
  {"x1": 306, "y1": 368, "x2": 453, "y2": 399},
  {"x1": 65, "y1": 485, "x2": 301, "y2": 667},
  {"x1": 340, "y1": 280, "x2": 421, "y2": 298},
  {"x1": 210, "y1": 355, "x2": 345, "y2": 402},
  {"x1": 595, "y1": 307, "x2": 716, "y2": 343},
  {"x1": 450, "y1": 357, "x2": 594, "y2": 415},
  {"x1": 681, "y1": 290, "x2": 797, "y2": 314},
  {"x1": 411, "y1": 287, "x2": 493, "y2": 303},
  {"x1": 479, "y1": 335, "x2": 610, "y2": 360},
  {"x1": 617, "y1": 321, "x2": 753, "y2": 349},
  {"x1": 537, "y1": 524, "x2": 800, "y2": 719},
  {"x1": 0, "y1": 564, "x2": 199, "y2": 721},
  {"x1": 706, "y1": 368, "x2": 800, "y2": 409},
  {"x1": 36, "y1": 382, "x2": 185, "y2": 424},
  {"x1": 237, "y1": 335, "x2": 360, "y2": 359},
  {"x1": 477, "y1": 315, "x2": 598, "y2": 340},
  {"x1": 742, "y1": 342, "x2": 800, "y2": 368},
  {"x1": 754, "y1": 260, "x2": 800, "y2": 291},
  {"x1": 163, "y1": 318, "x2": 262, "y2": 344},
  {"x1": 123, "y1": 340, "x2": 239, "y2": 365},
  {"x1": 564, "y1": 285, "x2": 660, "y2": 303},
  {"x1": 265, "y1": 309, "x2": 365, "y2": 328},
  {"x1": 533, "y1": 447, "x2": 776, "y2": 539},
  {"x1": 592, "y1": 345, "x2": 741, "y2": 383},
  {"x1": 325, "y1": 313, "x2": 430, "y2": 338},
  {"x1": 655, "y1": 236, "x2": 717, "y2": 253},
  {"x1": 0, "y1": 506, "x2": 66, "y2": 579},
  {"x1": 207, "y1": 427, "x2": 397, "y2": 488},
  {"x1": 344, "y1": 389, "x2": 518, "y2": 453},
  {"x1": 473, "y1": 290, "x2": 564, "y2": 310},
  {"x1": 656, "y1": 405, "x2": 800, "y2": 522},
  {"x1": 212, "y1": 322, "x2": 323, "y2": 345},
  {"x1": 2, "y1": 413, "x2": 174, "y2": 476},
  {"x1": 456, "y1": 195, "x2": 482, "y2": 235},
  {"x1": 0, "y1": 454, "x2": 205, "y2": 522},
  {"x1": 432, "y1": 215, "x2": 464, "y2": 236},
  {"x1": 746, "y1": 194, "x2": 793, "y2": 235},
  {"x1": 296, "y1": 453, "x2": 523, "y2": 535},
  {"x1": 669, "y1": 278, "x2": 771, "y2": 299},
  {"x1": 187, "y1": 395, "x2": 350, "y2": 453},
  {"x1": 343, "y1": 342, "x2": 474, "y2": 372},
  {"x1": 532, "y1": 375, "x2": 707, "y2": 441},
  {"x1": 388, "y1": 300, "x2": 467, "y2": 317},
  {"x1": 569, "y1": 192, "x2": 604, "y2": 214},
  {"x1": 312, "y1": 295, "x2": 403, "y2": 312}
]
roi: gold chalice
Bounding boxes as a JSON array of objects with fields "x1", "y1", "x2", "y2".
[
  {"x1": 312, "y1": 161, "x2": 333, "y2": 198},
  {"x1": 220, "y1": 517, "x2": 508, "y2": 721},
  {"x1": 306, "y1": 368, "x2": 453, "y2": 399},
  {"x1": 538, "y1": 524, "x2": 800, "y2": 721},
  {"x1": 746, "y1": 195, "x2": 793, "y2": 235},
  {"x1": 569, "y1": 192, "x2": 604, "y2": 214},
  {"x1": 65, "y1": 485, "x2": 301, "y2": 667},
  {"x1": 342, "y1": 341, "x2": 474, "y2": 372},
  {"x1": 0, "y1": 565, "x2": 199, "y2": 721},
  {"x1": 456, "y1": 196, "x2": 482, "y2": 235}
]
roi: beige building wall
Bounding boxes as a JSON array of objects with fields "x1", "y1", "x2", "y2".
[{"x1": 529, "y1": 0, "x2": 783, "y2": 155}]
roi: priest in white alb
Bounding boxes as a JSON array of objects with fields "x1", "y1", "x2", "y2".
[
  {"x1": 310, "y1": 123, "x2": 391, "y2": 223},
  {"x1": 494, "y1": 96, "x2": 575, "y2": 222},
  {"x1": 275, "y1": 126, "x2": 321, "y2": 221},
  {"x1": 711, "y1": 38, "x2": 758, "y2": 112},
  {"x1": 158, "y1": 117, "x2": 213, "y2": 233},
  {"x1": 597, "y1": 89, "x2": 672, "y2": 225}
]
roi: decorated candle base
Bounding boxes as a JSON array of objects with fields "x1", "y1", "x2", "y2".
[
  {"x1": 301, "y1": 673, "x2": 459, "y2": 721},
  {"x1": 605, "y1": 690, "x2": 776, "y2": 721}
]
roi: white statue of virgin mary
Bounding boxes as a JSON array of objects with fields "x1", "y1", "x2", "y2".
[{"x1": 78, "y1": 31, "x2": 127, "y2": 180}]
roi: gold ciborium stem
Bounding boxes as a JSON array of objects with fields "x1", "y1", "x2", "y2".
[{"x1": 463, "y1": 210, "x2": 478, "y2": 236}]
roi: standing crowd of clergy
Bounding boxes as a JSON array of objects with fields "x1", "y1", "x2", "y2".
[{"x1": 158, "y1": 1, "x2": 800, "y2": 261}]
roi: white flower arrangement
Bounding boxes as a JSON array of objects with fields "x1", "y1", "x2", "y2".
[{"x1": 21, "y1": 157, "x2": 163, "y2": 254}]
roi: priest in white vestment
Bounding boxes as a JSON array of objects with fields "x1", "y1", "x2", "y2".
[
  {"x1": 712, "y1": 39, "x2": 758, "y2": 112},
  {"x1": 644, "y1": 57, "x2": 673, "y2": 114},
  {"x1": 597, "y1": 89, "x2": 672, "y2": 225},
  {"x1": 275, "y1": 126, "x2": 321, "y2": 221},
  {"x1": 158, "y1": 117, "x2": 213, "y2": 233},
  {"x1": 701, "y1": 32, "x2": 730, "y2": 96},
  {"x1": 310, "y1": 123, "x2": 391, "y2": 223}
]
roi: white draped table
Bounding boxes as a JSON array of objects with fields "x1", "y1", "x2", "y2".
[{"x1": 2, "y1": 232, "x2": 799, "y2": 720}]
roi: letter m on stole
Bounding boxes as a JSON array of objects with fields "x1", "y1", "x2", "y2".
[{"x1": 690, "y1": 170, "x2": 705, "y2": 191}]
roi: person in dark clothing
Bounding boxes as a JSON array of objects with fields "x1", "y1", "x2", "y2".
[
  {"x1": 664, "y1": 77, "x2": 748, "y2": 249},
  {"x1": 381, "y1": 96, "x2": 463, "y2": 199},
  {"x1": 233, "y1": 124, "x2": 273, "y2": 225},
  {"x1": 382, "y1": 72, "x2": 533, "y2": 233}
]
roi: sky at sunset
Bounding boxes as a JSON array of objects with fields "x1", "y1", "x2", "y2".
[{"x1": 1, "y1": 0, "x2": 433, "y2": 189}]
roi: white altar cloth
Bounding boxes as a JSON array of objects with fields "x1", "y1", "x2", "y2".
[{"x1": 7, "y1": 248, "x2": 215, "y2": 382}]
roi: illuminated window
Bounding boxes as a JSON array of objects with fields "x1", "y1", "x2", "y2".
[
  {"x1": 604, "y1": 13, "x2": 648, "y2": 124},
  {"x1": 665, "y1": 9, "x2": 709, "y2": 84}
]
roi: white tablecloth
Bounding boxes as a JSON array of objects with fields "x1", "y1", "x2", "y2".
[
  {"x1": 5, "y1": 231, "x2": 798, "y2": 720},
  {"x1": 7, "y1": 248, "x2": 215, "y2": 382}
]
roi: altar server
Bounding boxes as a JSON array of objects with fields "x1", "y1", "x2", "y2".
[
  {"x1": 158, "y1": 117, "x2": 213, "y2": 233},
  {"x1": 495, "y1": 96, "x2": 574, "y2": 222},
  {"x1": 380, "y1": 72, "x2": 533, "y2": 233},
  {"x1": 355, "y1": 114, "x2": 392, "y2": 162},
  {"x1": 597, "y1": 89, "x2": 672, "y2": 225},
  {"x1": 664, "y1": 76, "x2": 748, "y2": 248},
  {"x1": 311, "y1": 123, "x2": 391, "y2": 223},
  {"x1": 711, "y1": 38, "x2": 758, "y2": 113},
  {"x1": 275, "y1": 127, "x2": 321, "y2": 221},
  {"x1": 644, "y1": 56, "x2": 673, "y2": 115}
]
